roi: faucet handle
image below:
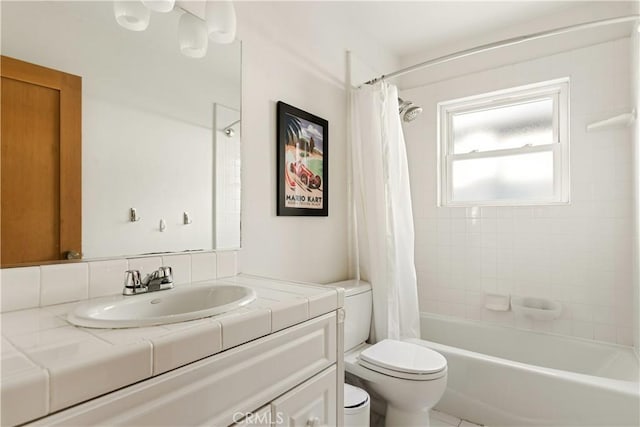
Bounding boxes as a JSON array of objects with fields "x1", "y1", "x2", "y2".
[
  {"x1": 123, "y1": 270, "x2": 142, "y2": 288},
  {"x1": 158, "y1": 266, "x2": 173, "y2": 281}
]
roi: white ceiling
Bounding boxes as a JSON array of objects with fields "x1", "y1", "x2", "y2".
[
  {"x1": 234, "y1": 1, "x2": 637, "y2": 86},
  {"x1": 335, "y1": 1, "x2": 585, "y2": 58}
]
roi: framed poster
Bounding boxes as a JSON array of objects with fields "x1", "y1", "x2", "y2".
[{"x1": 277, "y1": 101, "x2": 328, "y2": 216}]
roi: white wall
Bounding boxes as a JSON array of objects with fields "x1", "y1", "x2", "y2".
[
  {"x1": 83, "y1": 97, "x2": 213, "y2": 258},
  {"x1": 235, "y1": 2, "x2": 399, "y2": 87},
  {"x1": 236, "y1": 31, "x2": 347, "y2": 283},
  {"x1": 234, "y1": 2, "x2": 399, "y2": 284},
  {"x1": 402, "y1": 38, "x2": 634, "y2": 345},
  {"x1": 632, "y1": 29, "x2": 640, "y2": 353}
]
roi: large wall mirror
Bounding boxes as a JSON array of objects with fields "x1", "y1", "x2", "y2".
[{"x1": 1, "y1": 1, "x2": 241, "y2": 266}]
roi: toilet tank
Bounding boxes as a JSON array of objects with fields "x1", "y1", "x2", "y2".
[{"x1": 330, "y1": 280, "x2": 372, "y2": 352}]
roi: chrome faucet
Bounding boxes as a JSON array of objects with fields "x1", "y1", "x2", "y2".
[{"x1": 123, "y1": 266, "x2": 174, "y2": 295}]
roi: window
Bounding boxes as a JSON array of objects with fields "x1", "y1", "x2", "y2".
[{"x1": 438, "y1": 78, "x2": 569, "y2": 206}]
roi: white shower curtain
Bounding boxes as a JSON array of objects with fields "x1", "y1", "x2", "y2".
[{"x1": 350, "y1": 81, "x2": 420, "y2": 342}]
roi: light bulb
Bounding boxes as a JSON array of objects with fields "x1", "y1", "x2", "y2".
[
  {"x1": 114, "y1": 0, "x2": 150, "y2": 31},
  {"x1": 141, "y1": 0, "x2": 175, "y2": 13},
  {"x1": 178, "y1": 13, "x2": 208, "y2": 58},
  {"x1": 205, "y1": 0, "x2": 236, "y2": 44}
]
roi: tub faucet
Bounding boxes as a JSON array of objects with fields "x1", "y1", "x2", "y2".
[{"x1": 123, "y1": 266, "x2": 174, "y2": 295}]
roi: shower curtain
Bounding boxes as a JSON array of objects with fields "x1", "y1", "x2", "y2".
[{"x1": 350, "y1": 81, "x2": 420, "y2": 342}]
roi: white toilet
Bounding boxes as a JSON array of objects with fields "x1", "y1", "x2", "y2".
[{"x1": 333, "y1": 280, "x2": 448, "y2": 427}]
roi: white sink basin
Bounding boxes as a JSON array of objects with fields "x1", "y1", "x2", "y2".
[{"x1": 67, "y1": 284, "x2": 256, "y2": 328}]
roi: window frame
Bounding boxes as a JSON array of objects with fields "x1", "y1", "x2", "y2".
[{"x1": 437, "y1": 78, "x2": 570, "y2": 207}]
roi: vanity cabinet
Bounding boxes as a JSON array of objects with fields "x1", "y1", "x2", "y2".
[
  {"x1": 27, "y1": 312, "x2": 341, "y2": 427},
  {"x1": 233, "y1": 366, "x2": 336, "y2": 427},
  {"x1": 232, "y1": 406, "x2": 271, "y2": 427},
  {"x1": 273, "y1": 365, "x2": 337, "y2": 427}
]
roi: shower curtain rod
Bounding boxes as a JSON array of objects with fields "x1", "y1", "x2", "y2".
[{"x1": 365, "y1": 15, "x2": 640, "y2": 85}]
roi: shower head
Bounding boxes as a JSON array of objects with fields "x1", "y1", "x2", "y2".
[
  {"x1": 403, "y1": 105, "x2": 423, "y2": 122},
  {"x1": 222, "y1": 119, "x2": 241, "y2": 138},
  {"x1": 398, "y1": 97, "x2": 412, "y2": 111},
  {"x1": 398, "y1": 97, "x2": 422, "y2": 122}
]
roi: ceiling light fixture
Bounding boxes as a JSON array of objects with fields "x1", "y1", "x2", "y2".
[
  {"x1": 114, "y1": 0, "x2": 150, "y2": 31},
  {"x1": 178, "y1": 12, "x2": 209, "y2": 59},
  {"x1": 205, "y1": 0, "x2": 237, "y2": 44},
  {"x1": 113, "y1": 0, "x2": 237, "y2": 57},
  {"x1": 141, "y1": 0, "x2": 175, "y2": 13}
]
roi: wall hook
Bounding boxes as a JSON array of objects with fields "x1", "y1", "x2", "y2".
[
  {"x1": 183, "y1": 212, "x2": 192, "y2": 225},
  {"x1": 130, "y1": 208, "x2": 141, "y2": 222},
  {"x1": 159, "y1": 219, "x2": 166, "y2": 232}
]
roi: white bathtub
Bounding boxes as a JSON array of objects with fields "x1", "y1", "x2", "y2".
[{"x1": 408, "y1": 313, "x2": 640, "y2": 427}]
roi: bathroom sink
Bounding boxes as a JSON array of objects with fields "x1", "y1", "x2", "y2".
[{"x1": 67, "y1": 284, "x2": 256, "y2": 328}]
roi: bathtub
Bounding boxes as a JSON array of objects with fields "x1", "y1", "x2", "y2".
[{"x1": 407, "y1": 313, "x2": 640, "y2": 427}]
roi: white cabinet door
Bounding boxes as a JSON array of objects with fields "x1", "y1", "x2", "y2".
[
  {"x1": 231, "y1": 405, "x2": 271, "y2": 427},
  {"x1": 272, "y1": 366, "x2": 337, "y2": 427}
]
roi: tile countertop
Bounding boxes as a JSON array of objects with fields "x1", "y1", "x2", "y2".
[{"x1": 0, "y1": 274, "x2": 345, "y2": 426}]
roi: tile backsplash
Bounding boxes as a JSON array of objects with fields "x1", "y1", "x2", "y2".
[
  {"x1": 0, "y1": 267, "x2": 40, "y2": 312},
  {"x1": 88, "y1": 259, "x2": 129, "y2": 299},
  {"x1": 40, "y1": 263, "x2": 89, "y2": 307},
  {"x1": 0, "y1": 251, "x2": 238, "y2": 313}
]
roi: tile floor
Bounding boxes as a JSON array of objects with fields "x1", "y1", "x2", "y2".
[
  {"x1": 431, "y1": 409, "x2": 483, "y2": 427},
  {"x1": 370, "y1": 409, "x2": 483, "y2": 427}
]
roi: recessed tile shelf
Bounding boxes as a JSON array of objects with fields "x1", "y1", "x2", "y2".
[{"x1": 0, "y1": 274, "x2": 343, "y2": 426}]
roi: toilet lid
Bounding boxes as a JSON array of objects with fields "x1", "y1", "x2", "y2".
[
  {"x1": 359, "y1": 339, "x2": 447, "y2": 375},
  {"x1": 344, "y1": 384, "x2": 369, "y2": 408}
]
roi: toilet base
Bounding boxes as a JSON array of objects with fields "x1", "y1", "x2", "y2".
[{"x1": 385, "y1": 405, "x2": 431, "y2": 427}]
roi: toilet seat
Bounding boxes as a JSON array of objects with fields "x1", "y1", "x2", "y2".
[{"x1": 358, "y1": 339, "x2": 447, "y2": 381}]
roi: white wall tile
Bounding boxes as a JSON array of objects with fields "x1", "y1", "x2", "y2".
[
  {"x1": 594, "y1": 324, "x2": 617, "y2": 343},
  {"x1": 572, "y1": 320, "x2": 594, "y2": 340},
  {"x1": 466, "y1": 207, "x2": 481, "y2": 218},
  {"x1": 1, "y1": 267, "x2": 40, "y2": 312},
  {"x1": 552, "y1": 319, "x2": 573, "y2": 336},
  {"x1": 405, "y1": 38, "x2": 634, "y2": 346},
  {"x1": 616, "y1": 327, "x2": 634, "y2": 346},
  {"x1": 191, "y1": 252, "x2": 217, "y2": 282},
  {"x1": 127, "y1": 256, "x2": 163, "y2": 278},
  {"x1": 480, "y1": 207, "x2": 497, "y2": 218},
  {"x1": 88, "y1": 259, "x2": 128, "y2": 298},
  {"x1": 481, "y1": 218, "x2": 498, "y2": 233},
  {"x1": 216, "y1": 251, "x2": 238, "y2": 278},
  {"x1": 40, "y1": 264, "x2": 88, "y2": 306},
  {"x1": 162, "y1": 254, "x2": 191, "y2": 285}
]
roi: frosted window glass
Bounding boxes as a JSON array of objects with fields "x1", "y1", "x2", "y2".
[
  {"x1": 452, "y1": 99, "x2": 554, "y2": 154},
  {"x1": 451, "y1": 151, "x2": 554, "y2": 202}
]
